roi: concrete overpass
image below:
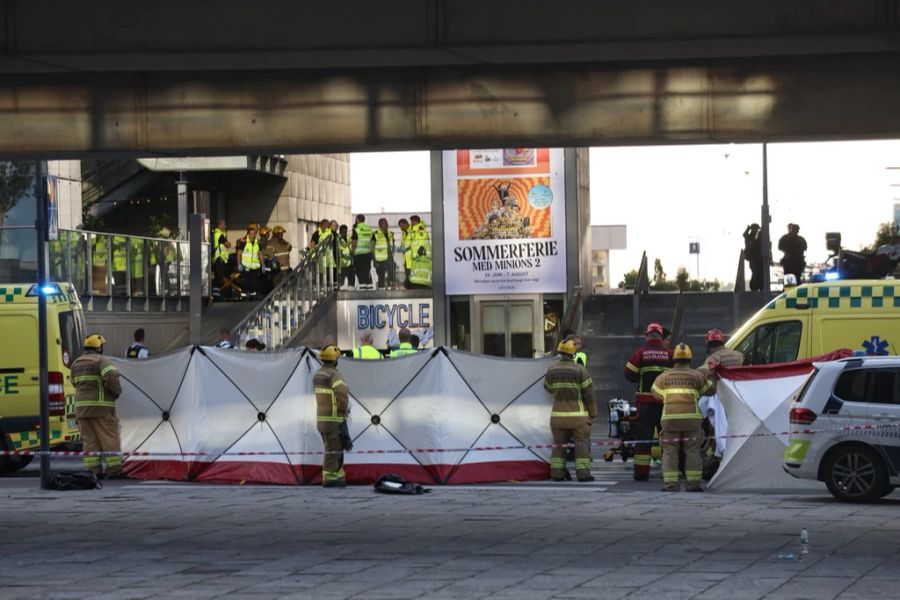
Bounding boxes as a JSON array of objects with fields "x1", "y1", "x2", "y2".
[{"x1": 1, "y1": 0, "x2": 900, "y2": 157}]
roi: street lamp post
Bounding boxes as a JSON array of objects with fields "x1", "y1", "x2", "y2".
[
  {"x1": 761, "y1": 143, "x2": 772, "y2": 294},
  {"x1": 35, "y1": 161, "x2": 51, "y2": 489}
]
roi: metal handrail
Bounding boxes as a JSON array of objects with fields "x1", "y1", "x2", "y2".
[
  {"x1": 231, "y1": 237, "x2": 337, "y2": 351},
  {"x1": 670, "y1": 290, "x2": 684, "y2": 344},
  {"x1": 632, "y1": 251, "x2": 649, "y2": 331}
]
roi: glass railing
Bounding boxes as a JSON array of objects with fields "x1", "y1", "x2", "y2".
[
  {"x1": 232, "y1": 238, "x2": 336, "y2": 350},
  {"x1": 0, "y1": 227, "x2": 208, "y2": 300}
]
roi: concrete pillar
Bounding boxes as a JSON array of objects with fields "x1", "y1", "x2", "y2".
[
  {"x1": 430, "y1": 150, "x2": 446, "y2": 347},
  {"x1": 177, "y1": 176, "x2": 188, "y2": 240}
]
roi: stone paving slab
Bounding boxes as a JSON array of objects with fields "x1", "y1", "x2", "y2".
[{"x1": 3, "y1": 471, "x2": 900, "y2": 599}]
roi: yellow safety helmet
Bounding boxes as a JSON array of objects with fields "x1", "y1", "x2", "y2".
[
  {"x1": 247, "y1": 223, "x2": 259, "y2": 231},
  {"x1": 673, "y1": 343, "x2": 693, "y2": 362},
  {"x1": 320, "y1": 345, "x2": 341, "y2": 362},
  {"x1": 259, "y1": 226, "x2": 271, "y2": 236},
  {"x1": 557, "y1": 339, "x2": 577, "y2": 356},
  {"x1": 272, "y1": 225, "x2": 286, "y2": 234},
  {"x1": 84, "y1": 334, "x2": 106, "y2": 349}
]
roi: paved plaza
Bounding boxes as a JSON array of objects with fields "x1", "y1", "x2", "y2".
[{"x1": 2, "y1": 460, "x2": 899, "y2": 600}]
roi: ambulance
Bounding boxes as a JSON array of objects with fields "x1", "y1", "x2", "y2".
[
  {"x1": 726, "y1": 279, "x2": 899, "y2": 364},
  {"x1": 0, "y1": 282, "x2": 83, "y2": 473}
]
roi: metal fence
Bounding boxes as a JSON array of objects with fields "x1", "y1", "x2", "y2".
[
  {"x1": 0, "y1": 227, "x2": 208, "y2": 308},
  {"x1": 231, "y1": 239, "x2": 336, "y2": 351}
]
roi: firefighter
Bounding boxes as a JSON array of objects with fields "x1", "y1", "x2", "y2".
[
  {"x1": 124, "y1": 328, "x2": 150, "y2": 359},
  {"x1": 544, "y1": 339, "x2": 597, "y2": 482},
  {"x1": 314, "y1": 344, "x2": 350, "y2": 487},
  {"x1": 698, "y1": 329, "x2": 744, "y2": 476},
  {"x1": 624, "y1": 322, "x2": 674, "y2": 481},
  {"x1": 267, "y1": 225, "x2": 293, "y2": 280},
  {"x1": 352, "y1": 332, "x2": 383, "y2": 359},
  {"x1": 71, "y1": 334, "x2": 125, "y2": 479},
  {"x1": 651, "y1": 343, "x2": 715, "y2": 492}
]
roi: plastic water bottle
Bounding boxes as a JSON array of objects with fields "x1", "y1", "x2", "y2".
[
  {"x1": 609, "y1": 410, "x2": 619, "y2": 438},
  {"x1": 800, "y1": 528, "x2": 809, "y2": 554}
]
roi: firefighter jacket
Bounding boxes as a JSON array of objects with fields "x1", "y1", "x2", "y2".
[
  {"x1": 650, "y1": 364, "x2": 715, "y2": 425},
  {"x1": 701, "y1": 346, "x2": 744, "y2": 374},
  {"x1": 266, "y1": 237, "x2": 292, "y2": 266},
  {"x1": 544, "y1": 357, "x2": 597, "y2": 429},
  {"x1": 624, "y1": 339, "x2": 674, "y2": 394},
  {"x1": 70, "y1": 350, "x2": 121, "y2": 419},
  {"x1": 314, "y1": 365, "x2": 349, "y2": 433}
]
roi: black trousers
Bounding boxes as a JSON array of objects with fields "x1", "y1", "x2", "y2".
[
  {"x1": 341, "y1": 266, "x2": 356, "y2": 288},
  {"x1": 241, "y1": 268, "x2": 260, "y2": 297},
  {"x1": 748, "y1": 260, "x2": 763, "y2": 291},
  {"x1": 632, "y1": 401, "x2": 662, "y2": 479},
  {"x1": 354, "y1": 254, "x2": 373, "y2": 285},
  {"x1": 375, "y1": 260, "x2": 393, "y2": 289}
]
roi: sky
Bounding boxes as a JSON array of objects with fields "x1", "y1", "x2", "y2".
[{"x1": 351, "y1": 142, "x2": 899, "y2": 286}]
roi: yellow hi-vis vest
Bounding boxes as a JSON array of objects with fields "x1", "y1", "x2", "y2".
[
  {"x1": 339, "y1": 236, "x2": 352, "y2": 268},
  {"x1": 410, "y1": 222, "x2": 430, "y2": 258},
  {"x1": 315, "y1": 227, "x2": 335, "y2": 268},
  {"x1": 352, "y1": 345, "x2": 383, "y2": 359},
  {"x1": 213, "y1": 228, "x2": 230, "y2": 263},
  {"x1": 241, "y1": 239, "x2": 261, "y2": 270},
  {"x1": 373, "y1": 229, "x2": 394, "y2": 262},
  {"x1": 354, "y1": 223, "x2": 373, "y2": 255},
  {"x1": 409, "y1": 255, "x2": 432, "y2": 286}
]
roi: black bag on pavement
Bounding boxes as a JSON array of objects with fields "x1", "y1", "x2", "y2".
[
  {"x1": 46, "y1": 470, "x2": 102, "y2": 491},
  {"x1": 374, "y1": 473, "x2": 430, "y2": 495}
]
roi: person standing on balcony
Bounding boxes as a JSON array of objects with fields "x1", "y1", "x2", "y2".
[
  {"x1": 236, "y1": 224, "x2": 266, "y2": 299},
  {"x1": 338, "y1": 224, "x2": 355, "y2": 289},
  {"x1": 351, "y1": 214, "x2": 374, "y2": 290},
  {"x1": 373, "y1": 218, "x2": 395, "y2": 290},
  {"x1": 211, "y1": 219, "x2": 232, "y2": 300}
]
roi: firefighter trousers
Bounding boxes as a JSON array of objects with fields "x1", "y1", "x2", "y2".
[
  {"x1": 550, "y1": 422, "x2": 592, "y2": 480},
  {"x1": 77, "y1": 413, "x2": 123, "y2": 475},
  {"x1": 632, "y1": 401, "x2": 662, "y2": 480},
  {"x1": 661, "y1": 420, "x2": 703, "y2": 490},
  {"x1": 320, "y1": 430, "x2": 345, "y2": 484}
]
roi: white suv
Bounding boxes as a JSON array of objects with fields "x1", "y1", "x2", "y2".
[{"x1": 784, "y1": 356, "x2": 900, "y2": 502}]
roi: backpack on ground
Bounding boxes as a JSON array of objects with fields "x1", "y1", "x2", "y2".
[
  {"x1": 374, "y1": 473, "x2": 430, "y2": 495},
  {"x1": 47, "y1": 470, "x2": 102, "y2": 491}
]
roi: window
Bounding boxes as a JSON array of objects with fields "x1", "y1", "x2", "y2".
[
  {"x1": 833, "y1": 368, "x2": 900, "y2": 405},
  {"x1": 58, "y1": 310, "x2": 85, "y2": 368},
  {"x1": 734, "y1": 320, "x2": 803, "y2": 365}
]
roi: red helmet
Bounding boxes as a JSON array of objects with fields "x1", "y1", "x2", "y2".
[
  {"x1": 645, "y1": 323, "x2": 664, "y2": 337},
  {"x1": 706, "y1": 329, "x2": 726, "y2": 343}
]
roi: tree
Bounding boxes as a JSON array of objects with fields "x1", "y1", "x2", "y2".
[
  {"x1": 676, "y1": 267, "x2": 690, "y2": 292},
  {"x1": 619, "y1": 269, "x2": 639, "y2": 289},
  {"x1": 865, "y1": 222, "x2": 899, "y2": 252}
]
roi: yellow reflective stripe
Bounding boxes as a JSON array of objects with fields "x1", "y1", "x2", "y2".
[
  {"x1": 551, "y1": 410, "x2": 590, "y2": 417},
  {"x1": 625, "y1": 362, "x2": 639, "y2": 373},
  {"x1": 100, "y1": 365, "x2": 117, "y2": 376},
  {"x1": 700, "y1": 380, "x2": 713, "y2": 394},
  {"x1": 640, "y1": 366, "x2": 667, "y2": 373},
  {"x1": 314, "y1": 387, "x2": 334, "y2": 396},
  {"x1": 75, "y1": 400, "x2": 115, "y2": 407},
  {"x1": 331, "y1": 379, "x2": 345, "y2": 389},
  {"x1": 316, "y1": 416, "x2": 344, "y2": 422},
  {"x1": 547, "y1": 382, "x2": 582, "y2": 390},
  {"x1": 72, "y1": 375, "x2": 101, "y2": 383},
  {"x1": 660, "y1": 387, "x2": 700, "y2": 398},
  {"x1": 581, "y1": 378, "x2": 592, "y2": 389},
  {"x1": 651, "y1": 383, "x2": 663, "y2": 396}
]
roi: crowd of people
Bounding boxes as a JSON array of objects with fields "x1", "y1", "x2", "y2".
[{"x1": 210, "y1": 214, "x2": 432, "y2": 301}]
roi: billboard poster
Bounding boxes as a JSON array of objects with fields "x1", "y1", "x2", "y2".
[
  {"x1": 337, "y1": 297, "x2": 434, "y2": 351},
  {"x1": 46, "y1": 175, "x2": 59, "y2": 241},
  {"x1": 442, "y1": 148, "x2": 566, "y2": 295}
]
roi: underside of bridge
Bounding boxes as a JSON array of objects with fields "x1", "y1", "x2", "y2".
[{"x1": 1, "y1": 0, "x2": 900, "y2": 156}]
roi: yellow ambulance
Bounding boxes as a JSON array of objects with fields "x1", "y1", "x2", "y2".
[
  {"x1": 727, "y1": 279, "x2": 899, "y2": 365},
  {"x1": 0, "y1": 282, "x2": 83, "y2": 473}
]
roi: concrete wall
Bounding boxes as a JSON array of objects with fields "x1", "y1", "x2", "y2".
[{"x1": 83, "y1": 312, "x2": 189, "y2": 358}]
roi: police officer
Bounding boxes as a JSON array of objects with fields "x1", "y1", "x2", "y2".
[
  {"x1": 373, "y1": 218, "x2": 395, "y2": 290},
  {"x1": 215, "y1": 327, "x2": 234, "y2": 349},
  {"x1": 71, "y1": 334, "x2": 125, "y2": 478},
  {"x1": 236, "y1": 224, "x2": 266, "y2": 298},
  {"x1": 398, "y1": 218, "x2": 412, "y2": 288},
  {"x1": 211, "y1": 219, "x2": 232, "y2": 299},
  {"x1": 309, "y1": 218, "x2": 336, "y2": 288},
  {"x1": 352, "y1": 333, "x2": 383, "y2": 359},
  {"x1": 407, "y1": 246, "x2": 433, "y2": 288},
  {"x1": 337, "y1": 224, "x2": 355, "y2": 289},
  {"x1": 778, "y1": 223, "x2": 808, "y2": 284},
  {"x1": 124, "y1": 328, "x2": 150, "y2": 359},
  {"x1": 624, "y1": 322, "x2": 674, "y2": 481},
  {"x1": 314, "y1": 344, "x2": 350, "y2": 487},
  {"x1": 545, "y1": 339, "x2": 597, "y2": 482},
  {"x1": 651, "y1": 343, "x2": 715, "y2": 492}
]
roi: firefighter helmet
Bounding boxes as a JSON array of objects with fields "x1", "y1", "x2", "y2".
[
  {"x1": 272, "y1": 225, "x2": 286, "y2": 234},
  {"x1": 259, "y1": 226, "x2": 271, "y2": 236},
  {"x1": 84, "y1": 334, "x2": 106, "y2": 349},
  {"x1": 645, "y1": 322, "x2": 664, "y2": 337},
  {"x1": 673, "y1": 343, "x2": 693, "y2": 362},
  {"x1": 247, "y1": 223, "x2": 259, "y2": 231},
  {"x1": 556, "y1": 339, "x2": 577, "y2": 356},
  {"x1": 320, "y1": 345, "x2": 341, "y2": 362},
  {"x1": 706, "y1": 329, "x2": 726, "y2": 343}
]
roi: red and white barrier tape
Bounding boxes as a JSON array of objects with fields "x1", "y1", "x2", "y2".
[{"x1": 3, "y1": 422, "x2": 898, "y2": 457}]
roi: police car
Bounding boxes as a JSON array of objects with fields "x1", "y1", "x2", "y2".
[{"x1": 783, "y1": 355, "x2": 900, "y2": 502}]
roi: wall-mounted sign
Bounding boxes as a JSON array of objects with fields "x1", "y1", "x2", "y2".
[
  {"x1": 337, "y1": 297, "x2": 433, "y2": 350},
  {"x1": 442, "y1": 148, "x2": 567, "y2": 295}
]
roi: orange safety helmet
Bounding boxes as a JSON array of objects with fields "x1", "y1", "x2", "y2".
[
  {"x1": 706, "y1": 329, "x2": 726, "y2": 343},
  {"x1": 645, "y1": 322, "x2": 664, "y2": 337}
]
